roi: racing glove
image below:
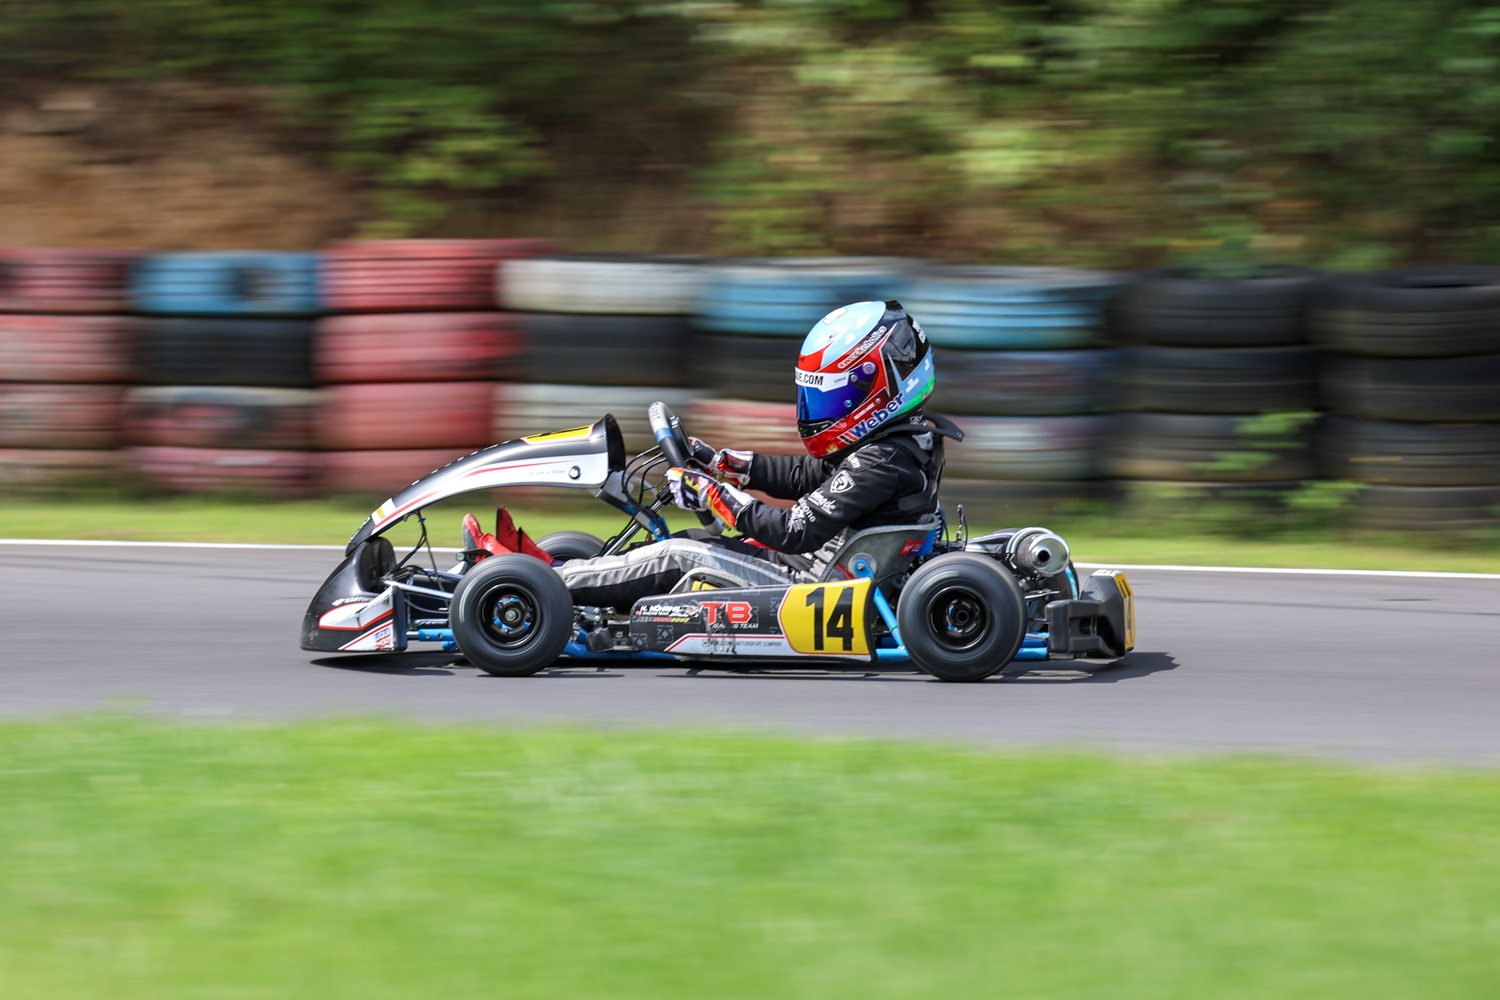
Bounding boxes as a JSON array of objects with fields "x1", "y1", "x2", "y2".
[
  {"x1": 687, "y1": 436, "x2": 754, "y2": 488},
  {"x1": 666, "y1": 466, "x2": 755, "y2": 529}
]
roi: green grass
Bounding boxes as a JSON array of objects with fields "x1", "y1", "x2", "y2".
[
  {"x1": 3, "y1": 497, "x2": 1499, "y2": 573},
  {"x1": 1, "y1": 720, "x2": 1497, "y2": 999}
]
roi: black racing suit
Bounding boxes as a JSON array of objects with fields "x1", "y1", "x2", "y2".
[{"x1": 558, "y1": 412, "x2": 963, "y2": 608}]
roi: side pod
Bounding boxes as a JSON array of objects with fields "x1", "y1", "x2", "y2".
[{"x1": 1044, "y1": 570, "x2": 1135, "y2": 659}]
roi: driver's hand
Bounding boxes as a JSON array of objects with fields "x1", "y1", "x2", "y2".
[
  {"x1": 687, "y1": 436, "x2": 717, "y2": 470},
  {"x1": 666, "y1": 467, "x2": 754, "y2": 529},
  {"x1": 687, "y1": 437, "x2": 754, "y2": 488}
]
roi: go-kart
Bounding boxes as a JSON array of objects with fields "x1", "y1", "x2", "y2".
[{"x1": 301, "y1": 403, "x2": 1134, "y2": 682}]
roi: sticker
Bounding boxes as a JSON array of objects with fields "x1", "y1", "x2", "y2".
[
  {"x1": 373, "y1": 498, "x2": 397, "y2": 522},
  {"x1": 1111, "y1": 571, "x2": 1135, "y2": 650},
  {"x1": 804, "y1": 490, "x2": 837, "y2": 514},
  {"x1": 898, "y1": 538, "x2": 923, "y2": 556},
  {"x1": 522, "y1": 424, "x2": 594, "y2": 444},
  {"x1": 828, "y1": 470, "x2": 854, "y2": 494},
  {"x1": 778, "y1": 579, "x2": 870, "y2": 656}
]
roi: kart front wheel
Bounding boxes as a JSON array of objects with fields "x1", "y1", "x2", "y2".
[
  {"x1": 897, "y1": 553, "x2": 1027, "y2": 682},
  {"x1": 450, "y1": 554, "x2": 573, "y2": 676}
]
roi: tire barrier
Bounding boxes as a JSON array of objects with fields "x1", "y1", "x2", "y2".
[
  {"x1": 315, "y1": 313, "x2": 524, "y2": 384},
  {"x1": 938, "y1": 479, "x2": 1113, "y2": 526},
  {"x1": 317, "y1": 381, "x2": 497, "y2": 452},
  {"x1": 138, "y1": 318, "x2": 316, "y2": 389},
  {"x1": 895, "y1": 266, "x2": 1121, "y2": 349},
  {"x1": 500, "y1": 254, "x2": 708, "y2": 315},
  {"x1": 130, "y1": 252, "x2": 320, "y2": 317},
  {"x1": 1320, "y1": 417, "x2": 1500, "y2": 487},
  {"x1": 1112, "y1": 267, "x2": 1317, "y2": 347},
  {"x1": 514, "y1": 314, "x2": 692, "y2": 386},
  {"x1": 494, "y1": 384, "x2": 704, "y2": 455},
  {"x1": 928, "y1": 348, "x2": 1116, "y2": 416},
  {"x1": 1109, "y1": 413, "x2": 1317, "y2": 482},
  {"x1": 1119, "y1": 345, "x2": 1317, "y2": 414},
  {"x1": 686, "y1": 399, "x2": 803, "y2": 455},
  {"x1": 0, "y1": 249, "x2": 140, "y2": 314},
  {"x1": 1351, "y1": 484, "x2": 1500, "y2": 533},
  {"x1": 321, "y1": 239, "x2": 551, "y2": 313},
  {"x1": 688, "y1": 332, "x2": 799, "y2": 403},
  {"x1": 0, "y1": 449, "x2": 121, "y2": 494},
  {"x1": 319, "y1": 448, "x2": 480, "y2": 497},
  {"x1": 0, "y1": 384, "x2": 124, "y2": 449},
  {"x1": 1312, "y1": 266, "x2": 1500, "y2": 358},
  {"x1": 0, "y1": 315, "x2": 138, "y2": 383},
  {"x1": 694, "y1": 258, "x2": 917, "y2": 336},
  {"x1": 125, "y1": 387, "x2": 319, "y2": 450},
  {"x1": 942, "y1": 415, "x2": 1111, "y2": 481},
  {"x1": 128, "y1": 446, "x2": 316, "y2": 498},
  {"x1": 1319, "y1": 353, "x2": 1500, "y2": 423}
]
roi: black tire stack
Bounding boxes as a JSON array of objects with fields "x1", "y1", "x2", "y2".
[
  {"x1": 497, "y1": 255, "x2": 708, "y2": 457},
  {"x1": 1313, "y1": 266, "x2": 1500, "y2": 532},
  {"x1": 1109, "y1": 268, "x2": 1321, "y2": 506}
]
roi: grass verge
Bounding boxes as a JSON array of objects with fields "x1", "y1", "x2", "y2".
[
  {"x1": 1, "y1": 719, "x2": 1497, "y2": 999},
  {"x1": 3, "y1": 497, "x2": 1499, "y2": 573}
]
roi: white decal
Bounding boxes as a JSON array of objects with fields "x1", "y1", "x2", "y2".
[
  {"x1": 828, "y1": 470, "x2": 854, "y2": 494},
  {"x1": 804, "y1": 490, "x2": 837, "y2": 514}
]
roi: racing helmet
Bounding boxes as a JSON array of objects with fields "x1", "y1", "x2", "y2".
[{"x1": 795, "y1": 300, "x2": 934, "y2": 458}]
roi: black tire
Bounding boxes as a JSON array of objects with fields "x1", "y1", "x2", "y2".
[
  {"x1": 928, "y1": 348, "x2": 1117, "y2": 415},
  {"x1": 1109, "y1": 413, "x2": 1318, "y2": 482},
  {"x1": 942, "y1": 415, "x2": 1111, "y2": 480},
  {"x1": 1311, "y1": 266, "x2": 1500, "y2": 358},
  {"x1": 138, "y1": 317, "x2": 315, "y2": 388},
  {"x1": 514, "y1": 313, "x2": 691, "y2": 386},
  {"x1": 1321, "y1": 417, "x2": 1500, "y2": 487},
  {"x1": 535, "y1": 530, "x2": 604, "y2": 561},
  {"x1": 938, "y1": 479, "x2": 1114, "y2": 528},
  {"x1": 897, "y1": 553, "x2": 1027, "y2": 682},
  {"x1": 688, "y1": 332, "x2": 799, "y2": 403},
  {"x1": 1119, "y1": 345, "x2": 1317, "y2": 414},
  {"x1": 1112, "y1": 267, "x2": 1317, "y2": 347},
  {"x1": 449, "y1": 554, "x2": 573, "y2": 676},
  {"x1": 1352, "y1": 484, "x2": 1500, "y2": 533},
  {"x1": 1320, "y1": 353, "x2": 1500, "y2": 422}
]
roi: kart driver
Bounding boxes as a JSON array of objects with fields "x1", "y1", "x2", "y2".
[{"x1": 547, "y1": 299, "x2": 964, "y2": 610}]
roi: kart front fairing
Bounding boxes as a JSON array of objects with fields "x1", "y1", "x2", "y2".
[{"x1": 342, "y1": 414, "x2": 632, "y2": 555}]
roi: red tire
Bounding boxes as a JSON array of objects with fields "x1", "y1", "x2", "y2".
[
  {"x1": 0, "y1": 249, "x2": 141, "y2": 313},
  {"x1": 320, "y1": 448, "x2": 480, "y2": 497},
  {"x1": 125, "y1": 387, "x2": 319, "y2": 450},
  {"x1": 315, "y1": 312, "x2": 524, "y2": 383},
  {"x1": 0, "y1": 449, "x2": 121, "y2": 493},
  {"x1": 0, "y1": 315, "x2": 139, "y2": 382},
  {"x1": 0, "y1": 384, "x2": 124, "y2": 448},
  {"x1": 128, "y1": 446, "x2": 317, "y2": 497},
  {"x1": 317, "y1": 381, "x2": 497, "y2": 451},
  {"x1": 321, "y1": 240, "x2": 552, "y2": 313},
  {"x1": 686, "y1": 399, "x2": 803, "y2": 455}
]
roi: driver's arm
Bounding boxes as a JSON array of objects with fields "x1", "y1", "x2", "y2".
[
  {"x1": 736, "y1": 452, "x2": 906, "y2": 554},
  {"x1": 744, "y1": 453, "x2": 833, "y2": 501}
]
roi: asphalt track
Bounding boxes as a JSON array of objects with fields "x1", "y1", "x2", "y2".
[{"x1": 3, "y1": 541, "x2": 1498, "y2": 763}]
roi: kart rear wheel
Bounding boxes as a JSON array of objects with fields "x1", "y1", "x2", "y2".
[
  {"x1": 534, "y1": 530, "x2": 604, "y2": 562},
  {"x1": 450, "y1": 554, "x2": 572, "y2": 676},
  {"x1": 897, "y1": 553, "x2": 1027, "y2": 682}
]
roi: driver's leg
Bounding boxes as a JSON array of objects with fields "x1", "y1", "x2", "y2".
[{"x1": 558, "y1": 538, "x2": 791, "y2": 610}]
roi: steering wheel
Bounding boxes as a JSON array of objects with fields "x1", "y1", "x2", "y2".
[{"x1": 648, "y1": 401, "x2": 716, "y2": 528}]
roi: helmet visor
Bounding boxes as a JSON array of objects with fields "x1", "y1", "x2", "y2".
[{"x1": 796, "y1": 362, "x2": 880, "y2": 423}]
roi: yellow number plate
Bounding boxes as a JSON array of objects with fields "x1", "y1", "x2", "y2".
[
  {"x1": 521, "y1": 424, "x2": 594, "y2": 444},
  {"x1": 778, "y1": 579, "x2": 871, "y2": 656}
]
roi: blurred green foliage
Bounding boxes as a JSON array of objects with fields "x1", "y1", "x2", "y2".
[{"x1": 5, "y1": 0, "x2": 1500, "y2": 260}]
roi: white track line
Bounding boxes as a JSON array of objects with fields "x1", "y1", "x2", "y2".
[
  {"x1": 0, "y1": 539, "x2": 462, "y2": 553},
  {"x1": 1075, "y1": 562, "x2": 1500, "y2": 581},
  {"x1": 0, "y1": 540, "x2": 1496, "y2": 580}
]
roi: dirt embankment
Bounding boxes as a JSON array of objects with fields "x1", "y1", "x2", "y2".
[{"x1": 0, "y1": 86, "x2": 360, "y2": 250}]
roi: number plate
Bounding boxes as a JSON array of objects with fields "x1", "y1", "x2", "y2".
[{"x1": 778, "y1": 579, "x2": 871, "y2": 656}]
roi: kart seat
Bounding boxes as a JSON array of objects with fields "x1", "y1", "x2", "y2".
[
  {"x1": 818, "y1": 516, "x2": 938, "y2": 584},
  {"x1": 354, "y1": 535, "x2": 397, "y2": 592}
]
